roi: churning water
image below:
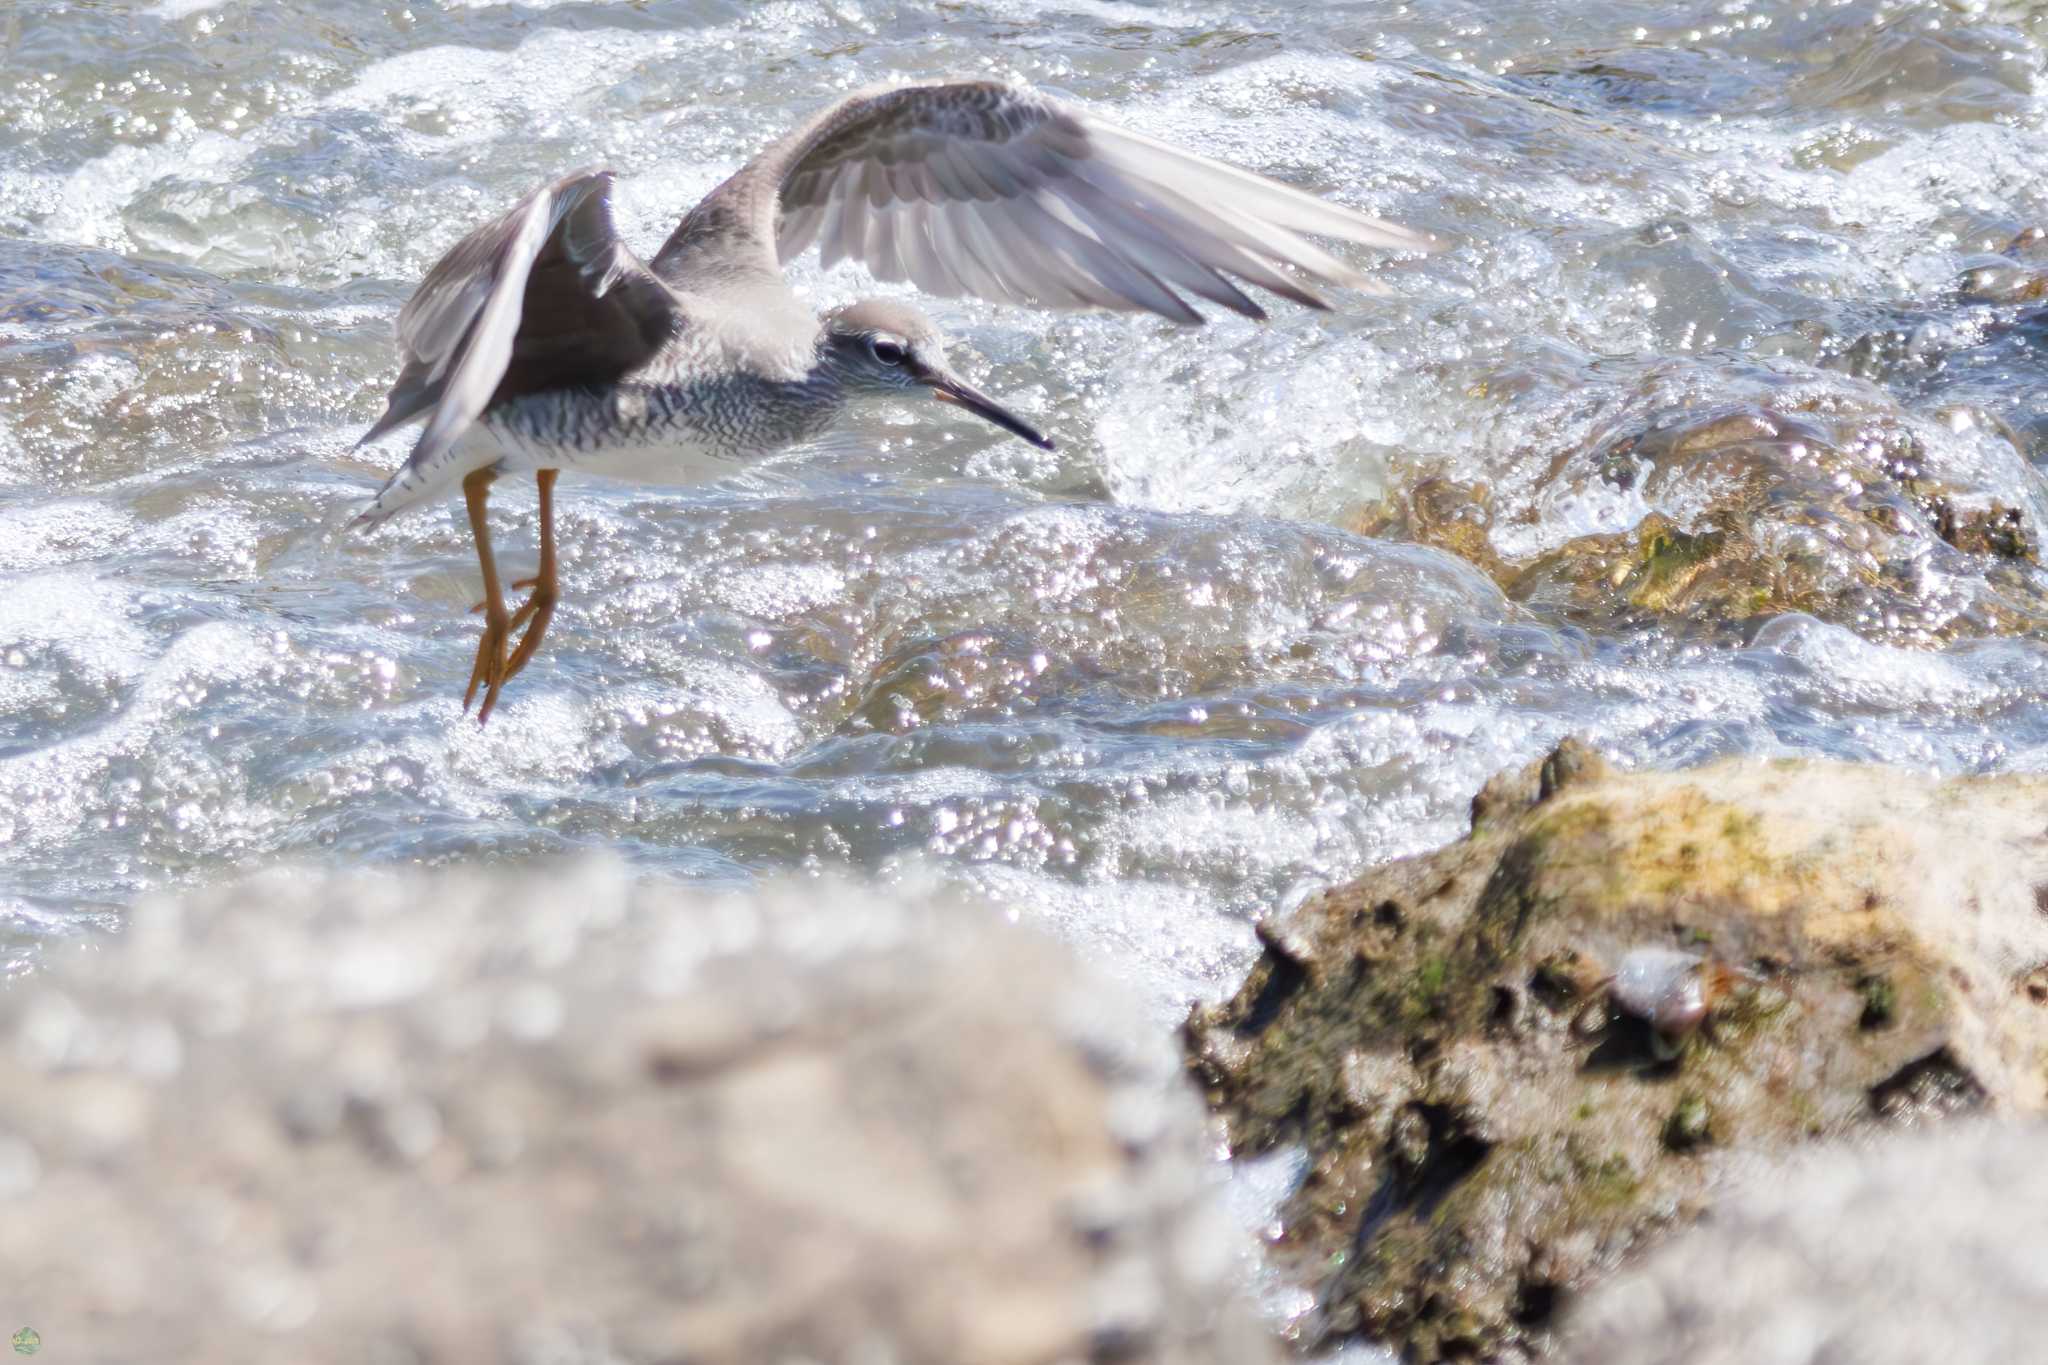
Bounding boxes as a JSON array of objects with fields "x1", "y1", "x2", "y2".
[{"x1": 6, "y1": 0, "x2": 2048, "y2": 1029}]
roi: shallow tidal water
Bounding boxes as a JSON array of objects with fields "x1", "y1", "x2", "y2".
[
  {"x1": 9, "y1": 0, "x2": 2048, "y2": 1256},
  {"x1": 10, "y1": 0, "x2": 2048, "y2": 988}
]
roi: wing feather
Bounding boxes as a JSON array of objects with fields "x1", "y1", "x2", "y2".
[
  {"x1": 655, "y1": 79, "x2": 1435, "y2": 321},
  {"x1": 354, "y1": 170, "x2": 681, "y2": 524}
]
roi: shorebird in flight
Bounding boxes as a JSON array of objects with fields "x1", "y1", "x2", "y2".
[{"x1": 352, "y1": 80, "x2": 1433, "y2": 722}]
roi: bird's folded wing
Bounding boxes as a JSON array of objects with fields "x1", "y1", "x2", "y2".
[
  {"x1": 667, "y1": 81, "x2": 1434, "y2": 324},
  {"x1": 358, "y1": 170, "x2": 680, "y2": 472}
]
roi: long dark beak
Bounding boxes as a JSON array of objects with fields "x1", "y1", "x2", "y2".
[{"x1": 928, "y1": 371, "x2": 1056, "y2": 451}]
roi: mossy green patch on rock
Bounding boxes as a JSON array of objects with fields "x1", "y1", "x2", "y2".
[
  {"x1": 1185, "y1": 741, "x2": 2048, "y2": 1362},
  {"x1": 1662, "y1": 1094, "x2": 1714, "y2": 1151}
]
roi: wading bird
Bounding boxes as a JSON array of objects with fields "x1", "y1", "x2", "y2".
[{"x1": 352, "y1": 80, "x2": 1432, "y2": 722}]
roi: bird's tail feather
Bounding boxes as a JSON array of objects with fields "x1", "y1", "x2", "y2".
[{"x1": 350, "y1": 457, "x2": 462, "y2": 532}]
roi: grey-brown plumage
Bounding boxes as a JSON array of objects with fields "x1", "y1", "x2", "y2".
[{"x1": 351, "y1": 78, "x2": 1436, "y2": 721}]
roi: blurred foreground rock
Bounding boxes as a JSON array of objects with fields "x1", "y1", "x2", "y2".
[
  {"x1": 0, "y1": 865, "x2": 1274, "y2": 1365},
  {"x1": 1186, "y1": 741, "x2": 2048, "y2": 1361},
  {"x1": 1565, "y1": 1120, "x2": 2048, "y2": 1364}
]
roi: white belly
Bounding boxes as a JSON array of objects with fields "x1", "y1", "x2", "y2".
[{"x1": 484, "y1": 421, "x2": 754, "y2": 487}]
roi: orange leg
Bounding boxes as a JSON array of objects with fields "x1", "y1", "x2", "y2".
[
  {"x1": 462, "y1": 468, "x2": 513, "y2": 723},
  {"x1": 500, "y1": 469, "x2": 558, "y2": 684}
]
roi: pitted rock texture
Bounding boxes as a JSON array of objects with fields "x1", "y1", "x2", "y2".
[
  {"x1": 1564, "y1": 1121, "x2": 2048, "y2": 1365},
  {"x1": 1185, "y1": 741, "x2": 2048, "y2": 1361},
  {"x1": 0, "y1": 863, "x2": 1275, "y2": 1365}
]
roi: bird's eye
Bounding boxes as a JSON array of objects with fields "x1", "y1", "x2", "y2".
[{"x1": 869, "y1": 336, "x2": 908, "y2": 365}]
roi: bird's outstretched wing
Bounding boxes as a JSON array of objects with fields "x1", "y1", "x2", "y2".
[
  {"x1": 356, "y1": 170, "x2": 680, "y2": 506},
  {"x1": 655, "y1": 81, "x2": 1434, "y2": 323}
]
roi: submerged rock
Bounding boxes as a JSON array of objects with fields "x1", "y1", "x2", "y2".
[
  {"x1": 1510, "y1": 401, "x2": 2048, "y2": 642},
  {"x1": 0, "y1": 865, "x2": 1274, "y2": 1365},
  {"x1": 1185, "y1": 740, "x2": 2048, "y2": 1361},
  {"x1": 1564, "y1": 1121, "x2": 2048, "y2": 1364},
  {"x1": 1355, "y1": 376, "x2": 2048, "y2": 645}
]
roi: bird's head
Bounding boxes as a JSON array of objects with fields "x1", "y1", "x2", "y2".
[{"x1": 821, "y1": 299, "x2": 1054, "y2": 450}]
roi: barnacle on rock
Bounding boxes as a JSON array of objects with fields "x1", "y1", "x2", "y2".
[{"x1": 1609, "y1": 947, "x2": 1740, "y2": 1056}]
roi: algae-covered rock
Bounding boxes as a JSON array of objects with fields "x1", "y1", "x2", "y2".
[
  {"x1": 1352, "y1": 373, "x2": 2048, "y2": 644},
  {"x1": 1564, "y1": 1121, "x2": 2048, "y2": 1365},
  {"x1": 1185, "y1": 741, "x2": 2048, "y2": 1361},
  {"x1": 1351, "y1": 476, "x2": 1511, "y2": 585},
  {"x1": 0, "y1": 864, "x2": 1274, "y2": 1365},
  {"x1": 1501, "y1": 403, "x2": 2048, "y2": 642}
]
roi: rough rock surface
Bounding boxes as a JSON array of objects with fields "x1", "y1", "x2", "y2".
[
  {"x1": 1565, "y1": 1120, "x2": 2048, "y2": 1365},
  {"x1": 0, "y1": 863, "x2": 1275, "y2": 1365},
  {"x1": 1185, "y1": 741, "x2": 2048, "y2": 1361}
]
